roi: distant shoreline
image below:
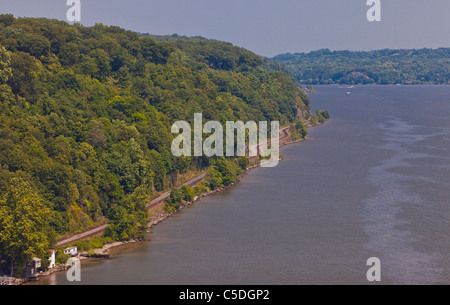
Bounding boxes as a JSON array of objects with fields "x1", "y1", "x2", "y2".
[{"x1": 301, "y1": 84, "x2": 450, "y2": 86}]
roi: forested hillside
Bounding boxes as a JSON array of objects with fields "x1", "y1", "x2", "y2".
[
  {"x1": 273, "y1": 48, "x2": 450, "y2": 85},
  {"x1": 0, "y1": 15, "x2": 311, "y2": 273}
]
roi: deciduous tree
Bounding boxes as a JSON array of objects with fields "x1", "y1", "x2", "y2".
[{"x1": 0, "y1": 178, "x2": 52, "y2": 277}]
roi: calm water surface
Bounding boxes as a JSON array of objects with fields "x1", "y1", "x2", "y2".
[{"x1": 39, "y1": 85, "x2": 450, "y2": 285}]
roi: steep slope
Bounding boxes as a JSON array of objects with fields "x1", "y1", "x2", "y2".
[{"x1": 0, "y1": 14, "x2": 311, "y2": 261}]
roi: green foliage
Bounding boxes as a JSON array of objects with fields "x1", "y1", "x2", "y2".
[
  {"x1": 7, "y1": 51, "x2": 39, "y2": 103},
  {"x1": 59, "y1": 42, "x2": 80, "y2": 67},
  {"x1": 237, "y1": 156, "x2": 250, "y2": 170},
  {"x1": 104, "y1": 185, "x2": 150, "y2": 241},
  {"x1": 194, "y1": 180, "x2": 210, "y2": 196},
  {"x1": 0, "y1": 178, "x2": 52, "y2": 276},
  {"x1": 318, "y1": 110, "x2": 330, "y2": 119},
  {"x1": 181, "y1": 185, "x2": 195, "y2": 202},
  {"x1": 70, "y1": 240, "x2": 91, "y2": 252},
  {"x1": 104, "y1": 206, "x2": 133, "y2": 241},
  {"x1": 88, "y1": 236, "x2": 111, "y2": 249},
  {"x1": 164, "y1": 185, "x2": 194, "y2": 213},
  {"x1": 0, "y1": 14, "x2": 15, "y2": 28},
  {"x1": 164, "y1": 187, "x2": 183, "y2": 213},
  {"x1": 0, "y1": 46, "x2": 12, "y2": 84},
  {"x1": 314, "y1": 110, "x2": 329, "y2": 123},
  {"x1": 291, "y1": 121, "x2": 308, "y2": 140},
  {"x1": 55, "y1": 250, "x2": 70, "y2": 265},
  {"x1": 207, "y1": 158, "x2": 242, "y2": 190},
  {"x1": 273, "y1": 48, "x2": 450, "y2": 85},
  {"x1": 0, "y1": 16, "x2": 311, "y2": 251}
]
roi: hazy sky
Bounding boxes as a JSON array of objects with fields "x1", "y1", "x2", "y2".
[{"x1": 1, "y1": 0, "x2": 450, "y2": 57}]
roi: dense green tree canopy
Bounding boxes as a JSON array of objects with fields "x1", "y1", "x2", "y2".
[
  {"x1": 273, "y1": 48, "x2": 450, "y2": 85},
  {"x1": 0, "y1": 178, "x2": 52, "y2": 276},
  {"x1": 0, "y1": 16, "x2": 311, "y2": 265}
]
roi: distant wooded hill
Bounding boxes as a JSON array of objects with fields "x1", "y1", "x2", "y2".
[{"x1": 272, "y1": 48, "x2": 450, "y2": 85}]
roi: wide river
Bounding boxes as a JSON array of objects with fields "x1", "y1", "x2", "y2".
[{"x1": 40, "y1": 85, "x2": 450, "y2": 285}]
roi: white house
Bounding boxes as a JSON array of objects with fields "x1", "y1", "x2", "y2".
[
  {"x1": 48, "y1": 249, "x2": 56, "y2": 269},
  {"x1": 64, "y1": 246, "x2": 78, "y2": 257}
]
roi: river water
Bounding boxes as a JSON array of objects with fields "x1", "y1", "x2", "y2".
[{"x1": 40, "y1": 85, "x2": 450, "y2": 285}]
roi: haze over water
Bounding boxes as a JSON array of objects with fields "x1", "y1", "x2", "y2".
[{"x1": 41, "y1": 85, "x2": 450, "y2": 285}]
